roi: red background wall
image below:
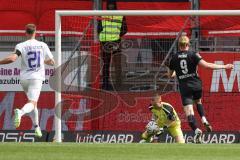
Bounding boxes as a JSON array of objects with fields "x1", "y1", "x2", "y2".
[{"x1": 0, "y1": 53, "x2": 239, "y2": 132}]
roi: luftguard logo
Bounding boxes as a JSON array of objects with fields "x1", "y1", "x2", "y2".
[
  {"x1": 75, "y1": 133, "x2": 134, "y2": 143},
  {"x1": 58, "y1": 131, "x2": 142, "y2": 143}
]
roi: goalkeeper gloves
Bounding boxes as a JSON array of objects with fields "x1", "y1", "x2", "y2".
[
  {"x1": 155, "y1": 127, "x2": 164, "y2": 136},
  {"x1": 156, "y1": 126, "x2": 167, "y2": 136}
]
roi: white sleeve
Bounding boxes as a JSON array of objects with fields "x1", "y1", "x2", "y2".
[
  {"x1": 44, "y1": 43, "x2": 53, "y2": 60},
  {"x1": 15, "y1": 43, "x2": 23, "y2": 53}
]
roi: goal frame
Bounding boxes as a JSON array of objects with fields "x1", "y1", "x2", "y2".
[{"x1": 54, "y1": 10, "x2": 240, "y2": 142}]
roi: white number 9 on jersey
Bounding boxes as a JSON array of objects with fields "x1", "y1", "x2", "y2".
[{"x1": 180, "y1": 59, "x2": 188, "y2": 74}]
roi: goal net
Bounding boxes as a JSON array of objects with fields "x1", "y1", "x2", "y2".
[{"x1": 53, "y1": 10, "x2": 240, "y2": 142}]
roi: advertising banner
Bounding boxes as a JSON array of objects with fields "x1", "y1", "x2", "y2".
[
  {"x1": 0, "y1": 52, "x2": 54, "y2": 91},
  {"x1": 0, "y1": 130, "x2": 238, "y2": 144}
]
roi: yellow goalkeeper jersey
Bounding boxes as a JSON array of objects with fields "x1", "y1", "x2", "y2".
[{"x1": 149, "y1": 102, "x2": 180, "y2": 128}]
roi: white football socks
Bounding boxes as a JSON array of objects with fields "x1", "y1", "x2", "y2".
[
  {"x1": 20, "y1": 103, "x2": 34, "y2": 116},
  {"x1": 195, "y1": 128, "x2": 202, "y2": 134},
  {"x1": 33, "y1": 107, "x2": 39, "y2": 127},
  {"x1": 201, "y1": 116, "x2": 208, "y2": 124}
]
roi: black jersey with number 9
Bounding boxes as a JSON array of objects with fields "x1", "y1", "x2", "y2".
[{"x1": 169, "y1": 51, "x2": 202, "y2": 89}]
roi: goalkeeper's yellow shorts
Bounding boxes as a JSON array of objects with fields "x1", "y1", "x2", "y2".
[{"x1": 167, "y1": 123, "x2": 183, "y2": 138}]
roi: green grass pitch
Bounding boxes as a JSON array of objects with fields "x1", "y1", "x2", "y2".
[{"x1": 0, "y1": 143, "x2": 239, "y2": 160}]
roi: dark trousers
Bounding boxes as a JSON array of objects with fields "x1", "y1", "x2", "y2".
[{"x1": 100, "y1": 41, "x2": 122, "y2": 90}]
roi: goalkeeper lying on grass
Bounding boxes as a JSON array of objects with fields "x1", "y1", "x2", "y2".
[{"x1": 140, "y1": 94, "x2": 185, "y2": 143}]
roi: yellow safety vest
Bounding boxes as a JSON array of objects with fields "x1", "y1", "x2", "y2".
[{"x1": 99, "y1": 16, "x2": 123, "y2": 42}]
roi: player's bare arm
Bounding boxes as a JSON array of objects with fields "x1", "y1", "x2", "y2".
[
  {"x1": 167, "y1": 69, "x2": 175, "y2": 78},
  {"x1": 0, "y1": 50, "x2": 19, "y2": 65},
  {"x1": 44, "y1": 59, "x2": 55, "y2": 66},
  {"x1": 199, "y1": 59, "x2": 233, "y2": 70}
]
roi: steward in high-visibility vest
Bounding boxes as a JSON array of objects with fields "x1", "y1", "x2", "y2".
[
  {"x1": 98, "y1": 16, "x2": 127, "y2": 42},
  {"x1": 97, "y1": 1, "x2": 127, "y2": 90},
  {"x1": 99, "y1": 16, "x2": 124, "y2": 42},
  {"x1": 98, "y1": 1, "x2": 127, "y2": 42}
]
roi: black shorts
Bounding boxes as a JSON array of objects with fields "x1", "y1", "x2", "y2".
[{"x1": 179, "y1": 81, "x2": 202, "y2": 106}]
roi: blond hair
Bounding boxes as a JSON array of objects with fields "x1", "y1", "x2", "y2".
[{"x1": 178, "y1": 36, "x2": 190, "y2": 49}]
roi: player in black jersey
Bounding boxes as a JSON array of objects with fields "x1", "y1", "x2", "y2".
[{"x1": 168, "y1": 36, "x2": 233, "y2": 143}]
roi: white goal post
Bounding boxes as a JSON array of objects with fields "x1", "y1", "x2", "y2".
[{"x1": 54, "y1": 10, "x2": 240, "y2": 142}]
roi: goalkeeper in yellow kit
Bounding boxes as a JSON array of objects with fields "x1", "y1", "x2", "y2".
[{"x1": 141, "y1": 94, "x2": 185, "y2": 143}]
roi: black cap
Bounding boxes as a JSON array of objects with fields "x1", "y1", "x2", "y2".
[{"x1": 107, "y1": 0, "x2": 117, "y2": 10}]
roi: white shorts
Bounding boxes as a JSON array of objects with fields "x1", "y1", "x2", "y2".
[{"x1": 20, "y1": 79, "x2": 43, "y2": 102}]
